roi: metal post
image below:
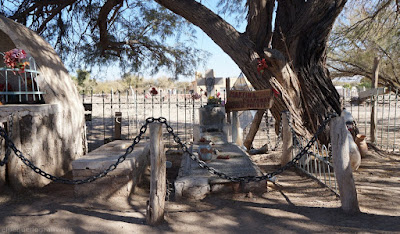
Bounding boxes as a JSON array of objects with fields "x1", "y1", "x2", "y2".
[
  {"x1": 184, "y1": 88, "x2": 187, "y2": 143},
  {"x1": 114, "y1": 112, "x2": 122, "y2": 140},
  {"x1": 394, "y1": 88, "x2": 399, "y2": 151},
  {"x1": 387, "y1": 87, "x2": 392, "y2": 150}
]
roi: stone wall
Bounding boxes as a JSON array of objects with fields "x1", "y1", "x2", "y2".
[{"x1": 0, "y1": 16, "x2": 87, "y2": 189}]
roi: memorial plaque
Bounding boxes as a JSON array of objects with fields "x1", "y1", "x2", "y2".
[{"x1": 225, "y1": 89, "x2": 274, "y2": 112}]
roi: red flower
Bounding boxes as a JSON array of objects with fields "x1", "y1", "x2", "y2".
[
  {"x1": 216, "y1": 92, "x2": 221, "y2": 98},
  {"x1": 257, "y1": 58, "x2": 268, "y2": 74},
  {"x1": 150, "y1": 87, "x2": 158, "y2": 96},
  {"x1": 272, "y1": 88, "x2": 280, "y2": 97},
  {"x1": 3, "y1": 48, "x2": 29, "y2": 74}
]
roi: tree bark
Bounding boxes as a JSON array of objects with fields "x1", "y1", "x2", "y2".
[{"x1": 155, "y1": 0, "x2": 345, "y2": 142}]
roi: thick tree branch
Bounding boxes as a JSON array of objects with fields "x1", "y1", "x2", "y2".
[
  {"x1": 97, "y1": 0, "x2": 124, "y2": 54},
  {"x1": 245, "y1": 0, "x2": 275, "y2": 52}
]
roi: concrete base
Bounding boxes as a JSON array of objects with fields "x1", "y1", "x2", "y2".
[
  {"x1": 72, "y1": 140, "x2": 150, "y2": 198},
  {"x1": 175, "y1": 140, "x2": 266, "y2": 200},
  {"x1": 199, "y1": 106, "x2": 226, "y2": 132}
]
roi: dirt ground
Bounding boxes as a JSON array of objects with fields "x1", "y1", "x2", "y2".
[{"x1": 1, "y1": 147, "x2": 400, "y2": 233}]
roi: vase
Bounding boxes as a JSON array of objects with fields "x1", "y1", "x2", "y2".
[
  {"x1": 355, "y1": 134, "x2": 368, "y2": 158},
  {"x1": 198, "y1": 143, "x2": 213, "y2": 161}
]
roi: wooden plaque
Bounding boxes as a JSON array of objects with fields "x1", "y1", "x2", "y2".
[{"x1": 225, "y1": 89, "x2": 274, "y2": 112}]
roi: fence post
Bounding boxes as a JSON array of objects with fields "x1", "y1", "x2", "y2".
[
  {"x1": 281, "y1": 112, "x2": 293, "y2": 166},
  {"x1": 232, "y1": 111, "x2": 242, "y2": 145},
  {"x1": 114, "y1": 112, "x2": 122, "y2": 140},
  {"x1": 146, "y1": 123, "x2": 165, "y2": 225},
  {"x1": 370, "y1": 57, "x2": 380, "y2": 143},
  {"x1": 330, "y1": 114, "x2": 360, "y2": 213}
]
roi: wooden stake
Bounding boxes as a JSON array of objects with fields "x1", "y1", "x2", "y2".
[
  {"x1": 146, "y1": 123, "x2": 166, "y2": 225},
  {"x1": 243, "y1": 109, "x2": 265, "y2": 150},
  {"x1": 281, "y1": 112, "x2": 293, "y2": 166},
  {"x1": 370, "y1": 57, "x2": 380, "y2": 144},
  {"x1": 330, "y1": 115, "x2": 360, "y2": 213}
]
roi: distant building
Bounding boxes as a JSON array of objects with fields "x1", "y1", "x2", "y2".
[{"x1": 192, "y1": 69, "x2": 252, "y2": 98}]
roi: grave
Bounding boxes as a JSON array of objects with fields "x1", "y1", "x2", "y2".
[
  {"x1": 175, "y1": 73, "x2": 266, "y2": 200},
  {"x1": 0, "y1": 16, "x2": 86, "y2": 190},
  {"x1": 72, "y1": 140, "x2": 150, "y2": 198}
]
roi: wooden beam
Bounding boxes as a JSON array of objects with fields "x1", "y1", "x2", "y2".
[
  {"x1": 330, "y1": 114, "x2": 360, "y2": 213},
  {"x1": 243, "y1": 109, "x2": 265, "y2": 150},
  {"x1": 146, "y1": 123, "x2": 166, "y2": 225},
  {"x1": 281, "y1": 112, "x2": 293, "y2": 166},
  {"x1": 370, "y1": 57, "x2": 380, "y2": 144}
]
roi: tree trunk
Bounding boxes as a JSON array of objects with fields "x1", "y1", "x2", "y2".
[{"x1": 155, "y1": 0, "x2": 345, "y2": 142}]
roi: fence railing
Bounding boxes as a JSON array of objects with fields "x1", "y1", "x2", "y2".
[
  {"x1": 342, "y1": 87, "x2": 400, "y2": 152},
  {"x1": 82, "y1": 87, "x2": 400, "y2": 154},
  {"x1": 82, "y1": 89, "x2": 221, "y2": 151}
]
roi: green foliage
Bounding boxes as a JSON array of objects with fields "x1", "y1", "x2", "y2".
[
  {"x1": 2, "y1": 1, "x2": 209, "y2": 79},
  {"x1": 328, "y1": 0, "x2": 400, "y2": 89}
]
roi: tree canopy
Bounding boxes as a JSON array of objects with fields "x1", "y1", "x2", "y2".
[
  {"x1": 328, "y1": 0, "x2": 400, "y2": 89},
  {"x1": 0, "y1": 0, "x2": 208, "y2": 78}
]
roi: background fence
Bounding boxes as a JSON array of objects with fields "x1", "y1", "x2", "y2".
[{"x1": 82, "y1": 87, "x2": 400, "y2": 153}]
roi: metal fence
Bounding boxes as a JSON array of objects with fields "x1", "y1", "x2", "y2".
[
  {"x1": 82, "y1": 89, "x2": 218, "y2": 151},
  {"x1": 342, "y1": 87, "x2": 400, "y2": 152}
]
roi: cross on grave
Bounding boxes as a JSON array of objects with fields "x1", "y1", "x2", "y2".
[{"x1": 204, "y1": 69, "x2": 216, "y2": 97}]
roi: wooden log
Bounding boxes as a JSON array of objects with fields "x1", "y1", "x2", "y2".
[
  {"x1": 146, "y1": 123, "x2": 166, "y2": 225},
  {"x1": 370, "y1": 57, "x2": 380, "y2": 144},
  {"x1": 281, "y1": 112, "x2": 293, "y2": 166},
  {"x1": 330, "y1": 115, "x2": 360, "y2": 213},
  {"x1": 243, "y1": 109, "x2": 265, "y2": 150}
]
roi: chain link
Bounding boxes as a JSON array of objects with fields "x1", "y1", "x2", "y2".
[
  {"x1": 0, "y1": 113, "x2": 337, "y2": 185},
  {"x1": 0, "y1": 118, "x2": 150, "y2": 184}
]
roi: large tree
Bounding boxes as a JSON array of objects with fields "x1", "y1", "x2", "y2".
[
  {"x1": 154, "y1": 0, "x2": 345, "y2": 141},
  {"x1": 2, "y1": 0, "x2": 351, "y2": 140}
]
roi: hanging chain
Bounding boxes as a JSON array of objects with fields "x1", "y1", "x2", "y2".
[
  {"x1": 0, "y1": 113, "x2": 13, "y2": 167},
  {"x1": 0, "y1": 119, "x2": 150, "y2": 184},
  {"x1": 0, "y1": 113, "x2": 337, "y2": 184}
]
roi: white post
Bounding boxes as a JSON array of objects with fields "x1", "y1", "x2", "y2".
[
  {"x1": 330, "y1": 114, "x2": 360, "y2": 213},
  {"x1": 281, "y1": 112, "x2": 293, "y2": 166},
  {"x1": 232, "y1": 111, "x2": 242, "y2": 145},
  {"x1": 146, "y1": 123, "x2": 166, "y2": 225}
]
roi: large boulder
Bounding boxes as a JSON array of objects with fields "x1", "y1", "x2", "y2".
[{"x1": 0, "y1": 16, "x2": 87, "y2": 189}]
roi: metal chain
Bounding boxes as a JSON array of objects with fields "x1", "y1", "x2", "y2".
[
  {"x1": 0, "y1": 114, "x2": 13, "y2": 167},
  {"x1": 0, "y1": 119, "x2": 150, "y2": 184},
  {"x1": 0, "y1": 113, "x2": 337, "y2": 184}
]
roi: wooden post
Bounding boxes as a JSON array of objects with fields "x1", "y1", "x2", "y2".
[
  {"x1": 114, "y1": 112, "x2": 122, "y2": 140},
  {"x1": 226, "y1": 78, "x2": 231, "y2": 124},
  {"x1": 243, "y1": 109, "x2": 265, "y2": 150},
  {"x1": 281, "y1": 112, "x2": 293, "y2": 166},
  {"x1": 330, "y1": 114, "x2": 360, "y2": 213},
  {"x1": 232, "y1": 111, "x2": 242, "y2": 145},
  {"x1": 370, "y1": 57, "x2": 380, "y2": 144},
  {"x1": 146, "y1": 123, "x2": 166, "y2": 225}
]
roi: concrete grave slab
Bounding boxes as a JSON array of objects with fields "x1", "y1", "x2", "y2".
[{"x1": 72, "y1": 140, "x2": 150, "y2": 198}]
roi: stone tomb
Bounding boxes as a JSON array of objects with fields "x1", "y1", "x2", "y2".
[
  {"x1": 0, "y1": 16, "x2": 86, "y2": 190},
  {"x1": 72, "y1": 140, "x2": 150, "y2": 198},
  {"x1": 176, "y1": 77, "x2": 265, "y2": 199}
]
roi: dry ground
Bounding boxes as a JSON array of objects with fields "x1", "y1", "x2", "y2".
[{"x1": 0, "y1": 147, "x2": 400, "y2": 233}]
